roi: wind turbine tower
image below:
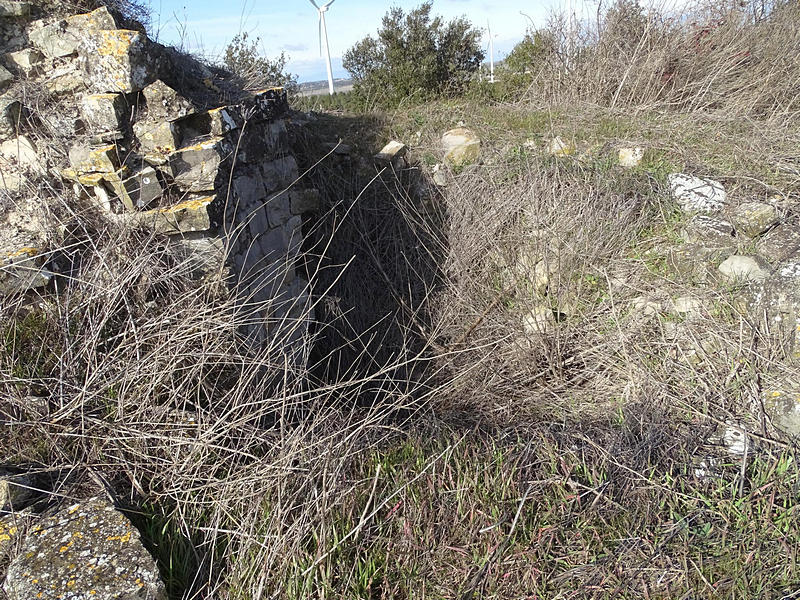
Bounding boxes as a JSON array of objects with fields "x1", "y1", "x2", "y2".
[
  {"x1": 308, "y1": 0, "x2": 337, "y2": 95},
  {"x1": 487, "y1": 21, "x2": 495, "y2": 84}
]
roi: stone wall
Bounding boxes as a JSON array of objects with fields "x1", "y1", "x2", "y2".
[{"x1": 0, "y1": 2, "x2": 317, "y2": 357}]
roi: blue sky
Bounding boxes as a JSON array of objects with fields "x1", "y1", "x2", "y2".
[{"x1": 147, "y1": 0, "x2": 580, "y2": 82}]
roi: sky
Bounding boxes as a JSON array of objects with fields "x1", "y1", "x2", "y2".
[{"x1": 146, "y1": 0, "x2": 587, "y2": 83}]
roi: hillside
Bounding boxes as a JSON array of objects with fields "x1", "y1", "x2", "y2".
[{"x1": 2, "y1": 0, "x2": 800, "y2": 599}]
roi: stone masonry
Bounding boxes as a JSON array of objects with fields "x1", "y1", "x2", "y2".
[{"x1": 0, "y1": 3, "x2": 316, "y2": 355}]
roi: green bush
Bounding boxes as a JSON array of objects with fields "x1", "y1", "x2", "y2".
[
  {"x1": 342, "y1": 1, "x2": 484, "y2": 107},
  {"x1": 222, "y1": 32, "x2": 299, "y2": 97}
]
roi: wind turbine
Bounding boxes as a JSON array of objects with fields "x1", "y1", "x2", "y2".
[
  {"x1": 487, "y1": 21, "x2": 497, "y2": 84},
  {"x1": 308, "y1": 0, "x2": 336, "y2": 95}
]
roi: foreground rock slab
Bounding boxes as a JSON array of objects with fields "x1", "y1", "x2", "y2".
[
  {"x1": 3, "y1": 497, "x2": 166, "y2": 600},
  {"x1": 442, "y1": 127, "x2": 479, "y2": 168}
]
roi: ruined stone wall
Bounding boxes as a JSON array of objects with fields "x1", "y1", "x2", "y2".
[{"x1": 0, "y1": 2, "x2": 317, "y2": 356}]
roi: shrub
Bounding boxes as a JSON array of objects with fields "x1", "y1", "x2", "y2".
[
  {"x1": 342, "y1": 1, "x2": 484, "y2": 107},
  {"x1": 222, "y1": 32, "x2": 299, "y2": 97}
]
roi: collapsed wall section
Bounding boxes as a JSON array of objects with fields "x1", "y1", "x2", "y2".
[{"x1": 0, "y1": 2, "x2": 317, "y2": 358}]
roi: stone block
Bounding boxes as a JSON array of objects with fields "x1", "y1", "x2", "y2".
[
  {"x1": 0, "y1": 246, "x2": 51, "y2": 294},
  {"x1": 718, "y1": 255, "x2": 769, "y2": 283},
  {"x1": 138, "y1": 195, "x2": 216, "y2": 234},
  {"x1": 80, "y1": 93, "x2": 127, "y2": 133},
  {"x1": 82, "y1": 29, "x2": 156, "y2": 93},
  {"x1": 168, "y1": 137, "x2": 232, "y2": 192},
  {"x1": 121, "y1": 167, "x2": 163, "y2": 208},
  {"x1": 374, "y1": 140, "x2": 408, "y2": 168},
  {"x1": 266, "y1": 190, "x2": 291, "y2": 228},
  {"x1": 4, "y1": 47, "x2": 43, "y2": 74},
  {"x1": 68, "y1": 143, "x2": 120, "y2": 174},
  {"x1": 168, "y1": 233, "x2": 226, "y2": 279},
  {"x1": 0, "y1": 1, "x2": 31, "y2": 17},
  {"x1": 2, "y1": 497, "x2": 167, "y2": 600},
  {"x1": 0, "y1": 471, "x2": 43, "y2": 511},
  {"x1": 289, "y1": 188, "x2": 321, "y2": 214},
  {"x1": 29, "y1": 7, "x2": 117, "y2": 58},
  {"x1": 133, "y1": 119, "x2": 179, "y2": 161},
  {"x1": 179, "y1": 105, "x2": 240, "y2": 140},
  {"x1": 681, "y1": 214, "x2": 735, "y2": 247},
  {"x1": 260, "y1": 156, "x2": 298, "y2": 191},
  {"x1": 142, "y1": 79, "x2": 194, "y2": 121}
]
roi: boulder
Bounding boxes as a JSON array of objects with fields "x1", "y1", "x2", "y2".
[
  {"x1": 718, "y1": 255, "x2": 769, "y2": 283},
  {"x1": 3, "y1": 497, "x2": 167, "y2": 600},
  {"x1": 668, "y1": 173, "x2": 726, "y2": 214},
  {"x1": 731, "y1": 202, "x2": 778, "y2": 238},
  {"x1": 442, "y1": 127, "x2": 480, "y2": 168}
]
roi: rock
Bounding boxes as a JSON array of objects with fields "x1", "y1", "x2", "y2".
[
  {"x1": 68, "y1": 144, "x2": 120, "y2": 174},
  {"x1": 0, "y1": 63, "x2": 13, "y2": 90},
  {"x1": 718, "y1": 255, "x2": 769, "y2": 283},
  {"x1": 0, "y1": 135, "x2": 43, "y2": 175},
  {"x1": 289, "y1": 188, "x2": 320, "y2": 214},
  {"x1": 756, "y1": 224, "x2": 800, "y2": 265},
  {"x1": 0, "y1": 246, "x2": 51, "y2": 294},
  {"x1": 442, "y1": 127, "x2": 480, "y2": 168},
  {"x1": 721, "y1": 425, "x2": 749, "y2": 456},
  {"x1": 136, "y1": 196, "x2": 216, "y2": 234},
  {"x1": 0, "y1": 96, "x2": 21, "y2": 139},
  {"x1": 121, "y1": 167, "x2": 163, "y2": 209},
  {"x1": 547, "y1": 136, "x2": 574, "y2": 157},
  {"x1": 2, "y1": 497, "x2": 167, "y2": 600},
  {"x1": 522, "y1": 305, "x2": 555, "y2": 333},
  {"x1": 0, "y1": 472, "x2": 40, "y2": 511},
  {"x1": 4, "y1": 48, "x2": 43, "y2": 75},
  {"x1": 167, "y1": 234, "x2": 225, "y2": 279},
  {"x1": 0, "y1": 1, "x2": 31, "y2": 17},
  {"x1": 80, "y1": 93, "x2": 128, "y2": 134},
  {"x1": 630, "y1": 295, "x2": 662, "y2": 317},
  {"x1": 671, "y1": 295, "x2": 702, "y2": 317},
  {"x1": 142, "y1": 79, "x2": 194, "y2": 121},
  {"x1": 28, "y1": 7, "x2": 117, "y2": 59},
  {"x1": 374, "y1": 140, "x2": 407, "y2": 168},
  {"x1": 260, "y1": 156, "x2": 298, "y2": 191},
  {"x1": 82, "y1": 29, "x2": 157, "y2": 94},
  {"x1": 732, "y1": 202, "x2": 778, "y2": 238},
  {"x1": 618, "y1": 147, "x2": 643, "y2": 168},
  {"x1": 168, "y1": 138, "x2": 231, "y2": 192},
  {"x1": 432, "y1": 163, "x2": 447, "y2": 186},
  {"x1": 179, "y1": 106, "x2": 241, "y2": 140},
  {"x1": 133, "y1": 119, "x2": 179, "y2": 161},
  {"x1": 682, "y1": 214, "x2": 735, "y2": 246},
  {"x1": 0, "y1": 511, "x2": 30, "y2": 557},
  {"x1": 668, "y1": 173, "x2": 726, "y2": 214}
]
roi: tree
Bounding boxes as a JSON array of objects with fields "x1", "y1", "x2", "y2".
[
  {"x1": 342, "y1": 2, "x2": 484, "y2": 106},
  {"x1": 222, "y1": 32, "x2": 298, "y2": 96},
  {"x1": 503, "y1": 29, "x2": 557, "y2": 75}
]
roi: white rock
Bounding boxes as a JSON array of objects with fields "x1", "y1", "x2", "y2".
[
  {"x1": 522, "y1": 306, "x2": 555, "y2": 333},
  {"x1": 668, "y1": 173, "x2": 726, "y2": 214},
  {"x1": 618, "y1": 147, "x2": 643, "y2": 168},
  {"x1": 547, "y1": 136, "x2": 574, "y2": 157},
  {"x1": 718, "y1": 255, "x2": 768, "y2": 283}
]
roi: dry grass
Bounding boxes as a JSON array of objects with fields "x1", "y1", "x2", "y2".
[{"x1": 3, "y1": 1, "x2": 800, "y2": 598}]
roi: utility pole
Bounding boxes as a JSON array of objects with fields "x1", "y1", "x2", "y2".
[{"x1": 488, "y1": 21, "x2": 495, "y2": 84}]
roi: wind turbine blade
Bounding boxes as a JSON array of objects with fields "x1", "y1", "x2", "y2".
[
  {"x1": 308, "y1": 0, "x2": 319, "y2": 8},
  {"x1": 323, "y1": 0, "x2": 336, "y2": 7}
]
